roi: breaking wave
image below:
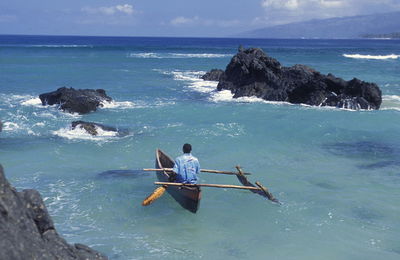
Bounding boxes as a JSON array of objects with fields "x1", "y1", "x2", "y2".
[
  {"x1": 16, "y1": 45, "x2": 93, "y2": 48},
  {"x1": 381, "y1": 95, "x2": 400, "y2": 111},
  {"x1": 101, "y1": 100, "x2": 136, "y2": 109},
  {"x1": 52, "y1": 125, "x2": 120, "y2": 141},
  {"x1": 169, "y1": 53, "x2": 231, "y2": 58},
  {"x1": 128, "y1": 52, "x2": 231, "y2": 59},
  {"x1": 21, "y1": 97, "x2": 42, "y2": 107},
  {"x1": 343, "y1": 54, "x2": 399, "y2": 60},
  {"x1": 166, "y1": 70, "x2": 275, "y2": 104},
  {"x1": 128, "y1": 52, "x2": 161, "y2": 58}
]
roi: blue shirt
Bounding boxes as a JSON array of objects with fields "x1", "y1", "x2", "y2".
[{"x1": 172, "y1": 153, "x2": 200, "y2": 184}]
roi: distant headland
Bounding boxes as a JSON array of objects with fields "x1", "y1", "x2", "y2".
[{"x1": 361, "y1": 32, "x2": 400, "y2": 39}]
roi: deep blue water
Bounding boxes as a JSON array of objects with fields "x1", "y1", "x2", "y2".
[{"x1": 0, "y1": 35, "x2": 400, "y2": 259}]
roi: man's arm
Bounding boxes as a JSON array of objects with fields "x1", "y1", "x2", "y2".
[
  {"x1": 196, "y1": 159, "x2": 201, "y2": 175},
  {"x1": 172, "y1": 159, "x2": 179, "y2": 174}
]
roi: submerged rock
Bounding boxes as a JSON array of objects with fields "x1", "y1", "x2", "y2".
[
  {"x1": 216, "y1": 47, "x2": 382, "y2": 110},
  {"x1": 201, "y1": 69, "x2": 224, "y2": 81},
  {"x1": 0, "y1": 164, "x2": 107, "y2": 260},
  {"x1": 72, "y1": 120, "x2": 129, "y2": 137},
  {"x1": 39, "y1": 87, "x2": 112, "y2": 114}
]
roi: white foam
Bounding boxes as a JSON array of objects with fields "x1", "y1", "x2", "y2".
[
  {"x1": 170, "y1": 70, "x2": 206, "y2": 81},
  {"x1": 209, "y1": 90, "x2": 292, "y2": 104},
  {"x1": 33, "y1": 122, "x2": 45, "y2": 127},
  {"x1": 52, "y1": 125, "x2": 118, "y2": 141},
  {"x1": 33, "y1": 111, "x2": 57, "y2": 119},
  {"x1": 168, "y1": 70, "x2": 218, "y2": 93},
  {"x1": 383, "y1": 95, "x2": 400, "y2": 101},
  {"x1": 2, "y1": 122, "x2": 20, "y2": 131},
  {"x1": 21, "y1": 97, "x2": 42, "y2": 107},
  {"x1": 30, "y1": 45, "x2": 92, "y2": 48},
  {"x1": 128, "y1": 52, "x2": 231, "y2": 59},
  {"x1": 170, "y1": 53, "x2": 231, "y2": 58},
  {"x1": 165, "y1": 70, "x2": 285, "y2": 104},
  {"x1": 343, "y1": 54, "x2": 399, "y2": 60},
  {"x1": 127, "y1": 52, "x2": 161, "y2": 59},
  {"x1": 101, "y1": 100, "x2": 135, "y2": 109},
  {"x1": 381, "y1": 95, "x2": 400, "y2": 111}
]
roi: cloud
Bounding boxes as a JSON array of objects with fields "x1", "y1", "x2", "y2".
[
  {"x1": 261, "y1": 0, "x2": 344, "y2": 11},
  {"x1": 319, "y1": 0, "x2": 344, "y2": 8},
  {"x1": 170, "y1": 16, "x2": 199, "y2": 25},
  {"x1": 82, "y1": 4, "x2": 134, "y2": 16},
  {"x1": 262, "y1": 0, "x2": 300, "y2": 10},
  {"x1": 169, "y1": 16, "x2": 240, "y2": 27},
  {"x1": 257, "y1": 0, "x2": 400, "y2": 26}
]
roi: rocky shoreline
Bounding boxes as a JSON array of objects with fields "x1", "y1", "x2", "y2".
[
  {"x1": 204, "y1": 47, "x2": 382, "y2": 110},
  {"x1": 0, "y1": 165, "x2": 107, "y2": 260}
]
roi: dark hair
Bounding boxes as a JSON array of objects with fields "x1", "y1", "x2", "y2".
[{"x1": 183, "y1": 143, "x2": 192, "y2": 153}]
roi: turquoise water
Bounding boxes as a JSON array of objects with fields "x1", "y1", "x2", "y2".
[{"x1": 1, "y1": 36, "x2": 400, "y2": 259}]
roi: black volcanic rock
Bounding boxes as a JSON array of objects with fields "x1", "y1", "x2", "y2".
[
  {"x1": 0, "y1": 164, "x2": 107, "y2": 260},
  {"x1": 201, "y1": 69, "x2": 224, "y2": 81},
  {"x1": 217, "y1": 47, "x2": 382, "y2": 110},
  {"x1": 39, "y1": 87, "x2": 112, "y2": 114},
  {"x1": 72, "y1": 121, "x2": 129, "y2": 137}
]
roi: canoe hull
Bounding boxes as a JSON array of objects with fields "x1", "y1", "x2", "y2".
[{"x1": 155, "y1": 149, "x2": 201, "y2": 213}]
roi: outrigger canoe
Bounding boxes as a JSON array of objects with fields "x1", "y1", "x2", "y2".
[{"x1": 155, "y1": 149, "x2": 201, "y2": 213}]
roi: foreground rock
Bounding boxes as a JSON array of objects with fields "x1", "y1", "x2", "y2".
[
  {"x1": 72, "y1": 121, "x2": 129, "y2": 137},
  {"x1": 201, "y1": 69, "x2": 224, "y2": 81},
  {"x1": 215, "y1": 47, "x2": 382, "y2": 110},
  {"x1": 0, "y1": 165, "x2": 107, "y2": 260},
  {"x1": 39, "y1": 87, "x2": 112, "y2": 114}
]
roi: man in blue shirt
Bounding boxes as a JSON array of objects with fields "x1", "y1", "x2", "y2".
[{"x1": 172, "y1": 143, "x2": 200, "y2": 184}]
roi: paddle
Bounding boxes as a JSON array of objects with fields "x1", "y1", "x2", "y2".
[
  {"x1": 143, "y1": 168, "x2": 251, "y2": 175},
  {"x1": 154, "y1": 181, "x2": 263, "y2": 191}
]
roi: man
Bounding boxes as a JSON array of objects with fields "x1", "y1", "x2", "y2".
[{"x1": 172, "y1": 143, "x2": 200, "y2": 184}]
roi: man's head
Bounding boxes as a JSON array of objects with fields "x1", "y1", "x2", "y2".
[{"x1": 183, "y1": 143, "x2": 192, "y2": 154}]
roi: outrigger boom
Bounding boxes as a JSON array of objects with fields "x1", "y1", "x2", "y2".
[{"x1": 143, "y1": 168, "x2": 252, "y2": 175}]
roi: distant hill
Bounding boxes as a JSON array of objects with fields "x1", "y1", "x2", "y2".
[
  {"x1": 239, "y1": 11, "x2": 400, "y2": 39},
  {"x1": 361, "y1": 32, "x2": 400, "y2": 39}
]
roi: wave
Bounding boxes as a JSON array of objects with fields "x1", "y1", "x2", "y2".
[
  {"x1": 166, "y1": 70, "x2": 277, "y2": 103},
  {"x1": 1, "y1": 121, "x2": 42, "y2": 136},
  {"x1": 381, "y1": 95, "x2": 400, "y2": 111},
  {"x1": 4, "y1": 44, "x2": 93, "y2": 48},
  {"x1": 128, "y1": 52, "x2": 231, "y2": 59},
  {"x1": 2, "y1": 122, "x2": 21, "y2": 131},
  {"x1": 128, "y1": 52, "x2": 161, "y2": 58},
  {"x1": 21, "y1": 97, "x2": 43, "y2": 107},
  {"x1": 52, "y1": 125, "x2": 120, "y2": 141},
  {"x1": 167, "y1": 70, "x2": 217, "y2": 92},
  {"x1": 101, "y1": 100, "x2": 136, "y2": 109},
  {"x1": 169, "y1": 53, "x2": 231, "y2": 58},
  {"x1": 15, "y1": 94, "x2": 136, "y2": 110},
  {"x1": 343, "y1": 54, "x2": 399, "y2": 60}
]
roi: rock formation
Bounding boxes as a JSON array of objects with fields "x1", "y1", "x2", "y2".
[
  {"x1": 0, "y1": 164, "x2": 107, "y2": 260},
  {"x1": 39, "y1": 87, "x2": 112, "y2": 114},
  {"x1": 72, "y1": 121, "x2": 129, "y2": 137},
  {"x1": 201, "y1": 69, "x2": 224, "y2": 81},
  {"x1": 213, "y1": 47, "x2": 382, "y2": 110}
]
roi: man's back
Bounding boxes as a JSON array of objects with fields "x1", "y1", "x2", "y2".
[{"x1": 173, "y1": 153, "x2": 200, "y2": 184}]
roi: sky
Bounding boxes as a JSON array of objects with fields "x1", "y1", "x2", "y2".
[{"x1": 0, "y1": 0, "x2": 400, "y2": 37}]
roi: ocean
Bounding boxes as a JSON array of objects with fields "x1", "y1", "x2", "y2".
[{"x1": 0, "y1": 35, "x2": 399, "y2": 259}]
